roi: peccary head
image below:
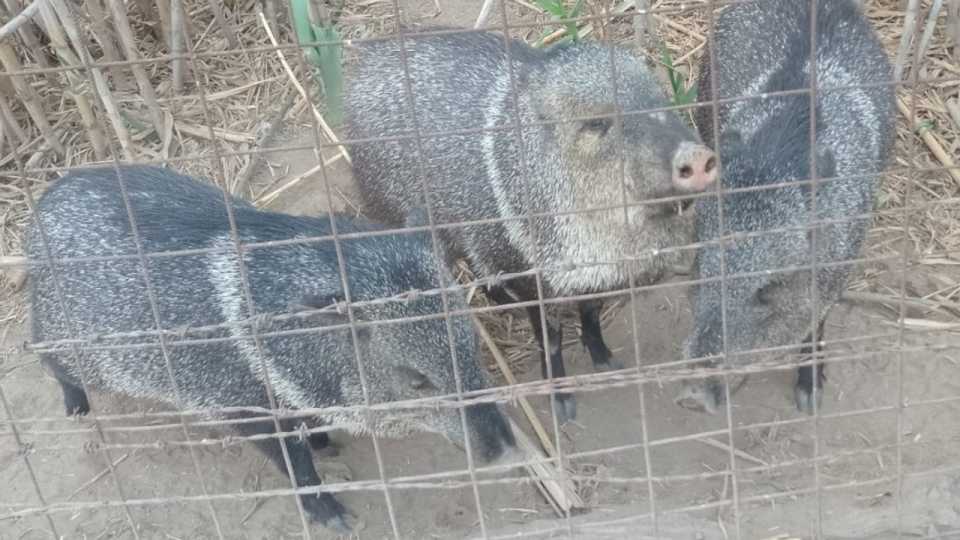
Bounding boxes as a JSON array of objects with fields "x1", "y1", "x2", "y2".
[
  {"x1": 306, "y1": 209, "x2": 515, "y2": 463},
  {"x1": 679, "y1": 107, "x2": 840, "y2": 413},
  {"x1": 514, "y1": 43, "x2": 717, "y2": 291}
]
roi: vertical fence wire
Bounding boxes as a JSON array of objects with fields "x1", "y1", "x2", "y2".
[{"x1": 385, "y1": 1, "x2": 495, "y2": 537}]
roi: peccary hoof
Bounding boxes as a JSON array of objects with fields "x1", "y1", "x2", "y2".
[
  {"x1": 63, "y1": 385, "x2": 91, "y2": 417},
  {"x1": 304, "y1": 492, "x2": 360, "y2": 534},
  {"x1": 553, "y1": 393, "x2": 577, "y2": 424},
  {"x1": 593, "y1": 357, "x2": 625, "y2": 373},
  {"x1": 794, "y1": 383, "x2": 824, "y2": 416},
  {"x1": 308, "y1": 432, "x2": 340, "y2": 457}
]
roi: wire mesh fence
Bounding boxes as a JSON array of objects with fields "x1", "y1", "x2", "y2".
[{"x1": 1, "y1": 0, "x2": 959, "y2": 538}]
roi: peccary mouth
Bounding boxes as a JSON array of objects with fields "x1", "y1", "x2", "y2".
[{"x1": 650, "y1": 197, "x2": 694, "y2": 219}]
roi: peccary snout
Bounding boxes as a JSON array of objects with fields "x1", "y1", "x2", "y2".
[{"x1": 672, "y1": 141, "x2": 718, "y2": 192}]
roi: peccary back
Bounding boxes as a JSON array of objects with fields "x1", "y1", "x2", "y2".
[
  {"x1": 681, "y1": 0, "x2": 895, "y2": 414},
  {"x1": 343, "y1": 27, "x2": 718, "y2": 423},
  {"x1": 27, "y1": 165, "x2": 515, "y2": 531}
]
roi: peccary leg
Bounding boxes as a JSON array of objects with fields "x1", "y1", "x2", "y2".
[
  {"x1": 43, "y1": 358, "x2": 91, "y2": 416},
  {"x1": 578, "y1": 299, "x2": 623, "y2": 371},
  {"x1": 794, "y1": 318, "x2": 828, "y2": 415},
  {"x1": 485, "y1": 284, "x2": 576, "y2": 423},
  {"x1": 232, "y1": 413, "x2": 355, "y2": 533},
  {"x1": 59, "y1": 380, "x2": 91, "y2": 416},
  {"x1": 525, "y1": 305, "x2": 576, "y2": 424}
]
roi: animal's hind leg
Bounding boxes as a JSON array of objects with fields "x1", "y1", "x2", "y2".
[
  {"x1": 60, "y1": 379, "x2": 90, "y2": 416},
  {"x1": 43, "y1": 360, "x2": 90, "y2": 416},
  {"x1": 231, "y1": 412, "x2": 355, "y2": 533},
  {"x1": 578, "y1": 299, "x2": 623, "y2": 371},
  {"x1": 795, "y1": 318, "x2": 828, "y2": 415}
]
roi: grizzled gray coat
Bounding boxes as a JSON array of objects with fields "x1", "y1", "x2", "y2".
[
  {"x1": 679, "y1": 0, "x2": 895, "y2": 414},
  {"x1": 343, "y1": 28, "x2": 717, "y2": 423},
  {"x1": 27, "y1": 165, "x2": 515, "y2": 532}
]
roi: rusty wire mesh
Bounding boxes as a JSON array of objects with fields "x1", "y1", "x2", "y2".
[{"x1": 1, "y1": 0, "x2": 958, "y2": 539}]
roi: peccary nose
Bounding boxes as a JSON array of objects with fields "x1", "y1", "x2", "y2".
[{"x1": 672, "y1": 142, "x2": 718, "y2": 192}]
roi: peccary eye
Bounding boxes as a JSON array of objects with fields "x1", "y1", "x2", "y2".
[
  {"x1": 581, "y1": 118, "x2": 612, "y2": 136},
  {"x1": 756, "y1": 281, "x2": 782, "y2": 306}
]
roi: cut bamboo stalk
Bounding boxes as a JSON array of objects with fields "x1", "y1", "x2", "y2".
[
  {"x1": 0, "y1": 42, "x2": 64, "y2": 156},
  {"x1": 897, "y1": 97, "x2": 960, "y2": 185},
  {"x1": 0, "y1": 92, "x2": 29, "y2": 145},
  {"x1": 155, "y1": 0, "x2": 172, "y2": 43},
  {"x1": 50, "y1": 0, "x2": 134, "y2": 160},
  {"x1": 0, "y1": 0, "x2": 44, "y2": 41},
  {"x1": 37, "y1": 0, "x2": 107, "y2": 160},
  {"x1": 83, "y1": 0, "x2": 133, "y2": 91},
  {"x1": 106, "y1": 0, "x2": 165, "y2": 134},
  {"x1": 1, "y1": 0, "x2": 50, "y2": 69},
  {"x1": 471, "y1": 313, "x2": 583, "y2": 514},
  {"x1": 915, "y1": 0, "x2": 944, "y2": 72},
  {"x1": 169, "y1": 0, "x2": 186, "y2": 93},
  {"x1": 893, "y1": 0, "x2": 920, "y2": 81},
  {"x1": 206, "y1": 0, "x2": 240, "y2": 49}
]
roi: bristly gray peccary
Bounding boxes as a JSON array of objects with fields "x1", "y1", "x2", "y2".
[
  {"x1": 677, "y1": 0, "x2": 895, "y2": 415},
  {"x1": 343, "y1": 27, "x2": 718, "y2": 424},
  {"x1": 27, "y1": 165, "x2": 516, "y2": 533}
]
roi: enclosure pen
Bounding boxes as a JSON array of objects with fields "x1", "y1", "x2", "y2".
[{"x1": 0, "y1": 0, "x2": 959, "y2": 539}]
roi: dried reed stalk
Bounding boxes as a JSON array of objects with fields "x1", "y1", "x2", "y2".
[
  {"x1": 0, "y1": 92, "x2": 28, "y2": 146},
  {"x1": 106, "y1": 0, "x2": 165, "y2": 134},
  {"x1": 897, "y1": 97, "x2": 960, "y2": 185},
  {"x1": 37, "y1": 0, "x2": 108, "y2": 160},
  {"x1": 206, "y1": 0, "x2": 239, "y2": 49},
  {"x1": 0, "y1": 42, "x2": 64, "y2": 156},
  {"x1": 472, "y1": 315, "x2": 584, "y2": 514},
  {"x1": 82, "y1": 0, "x2": 133, "y2": 91},
  {"x1": 0, "y1": 0, "x2": 50, "y2": 68},
  {"x1": 169, "y1": 0, "x2": 187, "y2": 93},
  {"x1": 258, "y1": 11, "x2": 352, "y2": 165},
  {"x1": 50, "y1": 0, "x2": 135, "y2": 160},
  {"x1": 893, "y1": 0, "x2": 920, "y2": 81}
]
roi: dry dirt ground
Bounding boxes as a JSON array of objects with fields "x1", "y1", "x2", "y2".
[{"x1": 3, "y1": 1, "x2": 960, "y2": 539}]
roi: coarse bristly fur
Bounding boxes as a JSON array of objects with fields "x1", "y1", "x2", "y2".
[
  {"x1": 27, "y1": 165, "x2": 515, "y2": 532},
  {"x1": 679, "y1": 0, "x2": 895, "y2": 415},
  {"x1": 343, "y1": 27, "x2": 711, "y2": 423}
]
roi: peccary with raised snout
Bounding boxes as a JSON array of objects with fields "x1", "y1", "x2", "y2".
[
  {"x1": 677, "y1": 0, "x2": 895, "y2": 415},
  {"x1": 27, "y1": 165, "x2": 516, "y2": 533},
  {"x1": 343, "y1": 28, "x2": 718, "y2": 423}
]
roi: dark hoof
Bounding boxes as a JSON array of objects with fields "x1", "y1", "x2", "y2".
[
  {"x1": 303, "y1": 493, "x2": 358, "y2": 534},
  {"x1": 64, "y1": 386, "x2": 90, "y2": 417},
  {"x1": 308, "y1": 432, "x2": 339, "y2": 457},
  {"x1": 593, "y1": 357, "x2": 625, "y2": 372},
  {"x1": 794, "y1": 383, "x2": 823, "y2": 415},
  {"x1": 554, "y1": 393, "x2": 577, "y2": 424}
]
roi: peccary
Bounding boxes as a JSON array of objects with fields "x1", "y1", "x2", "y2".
[
  {"x1": 27, "y1": 165, "x2": 516, "y2": 533},
  {"x1": 343, "y1": 28, "x2": 718, "y2": 423},
  {"x1": 677, "y1": 0, "x2": 895, "y2": 414}
]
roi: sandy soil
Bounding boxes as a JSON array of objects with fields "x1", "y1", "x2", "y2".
[{"x1": 3, "y1": 1, "x2": 960, "y2": 539}]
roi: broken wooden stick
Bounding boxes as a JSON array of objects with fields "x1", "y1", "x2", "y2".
[{"x1": 471, "y1": 311, "x2": 584, "y2": 514}]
